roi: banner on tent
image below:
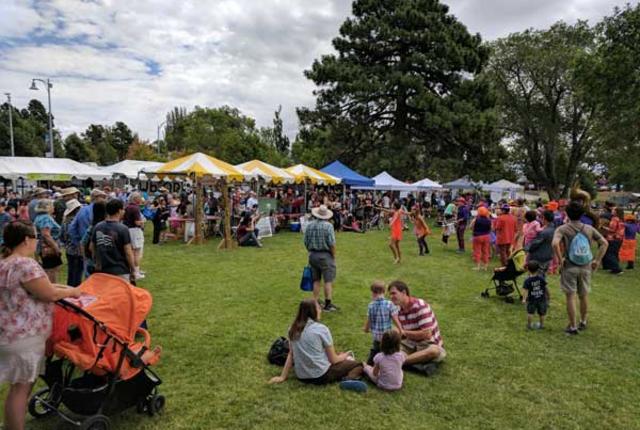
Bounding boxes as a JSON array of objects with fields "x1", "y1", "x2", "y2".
[{"x1": 138, "y1": 181, "x2": 185, "y2": 194}]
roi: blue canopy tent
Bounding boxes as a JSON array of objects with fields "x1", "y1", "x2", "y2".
[{"x1": 320, "y1": 161, "x2": 375, "y2": 187}]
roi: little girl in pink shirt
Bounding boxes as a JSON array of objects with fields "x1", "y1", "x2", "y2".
[
  {"x1": 523, "y1": 210, "x2": 543, "y2": 246},
  {"x1": 363, "y1": 330, "x2": 406, "y2": 391}
]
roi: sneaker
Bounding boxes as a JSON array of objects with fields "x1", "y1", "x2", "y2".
[
  {"x1": 565, "y1": 327, "x2": 579, "y2": 336},
  {"x1": 324, "y1": 303, "x2": 339, "y2": 312},
  {"x1": 135, "y1": 273, "x2": 145, "y2": 280},
  {"x1": 412, "y1": 362, "x2": 439, "y2": 377},
  {"x1": 339, "y1": 380, "x2": 367, "y2": 393},
  {"x1": 578, "y1": 321, "x2": 587, "y2": 331}
]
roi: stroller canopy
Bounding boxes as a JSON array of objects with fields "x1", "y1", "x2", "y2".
[{"x1": 50, "y1": 274, "x2": 155, "y2": 379}]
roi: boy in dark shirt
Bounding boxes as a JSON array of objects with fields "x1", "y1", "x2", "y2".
[{"x1": 522, "y1": 260, "x2": 550, "y2": 330}]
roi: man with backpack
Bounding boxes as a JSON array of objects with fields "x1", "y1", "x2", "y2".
[{"x1": 552, "y1": 201, "x2": 608, "y2": 336}]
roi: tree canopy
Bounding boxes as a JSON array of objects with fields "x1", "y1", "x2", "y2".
[
  {"x1": 487, "y1": 22, "x2": 597, "y2": 199},
  {"x1": 163, "y1": 105, "x2": 288, "y2": 165},
  {"x1": 294, "y1": 0, "x2": 503, "y2": 181}
]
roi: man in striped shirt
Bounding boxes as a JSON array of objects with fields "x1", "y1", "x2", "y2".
[{"x1": 388, "y1": 280, "x2": 446, "y2": 375}]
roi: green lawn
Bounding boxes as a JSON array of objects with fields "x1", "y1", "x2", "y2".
[{"x1": 2, "y1": 228, "x2": 639, "y2": 429}]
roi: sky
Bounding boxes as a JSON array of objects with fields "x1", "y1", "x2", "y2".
[{"x1": 0, "y1": 0, "x2": 632, "y2": 144}]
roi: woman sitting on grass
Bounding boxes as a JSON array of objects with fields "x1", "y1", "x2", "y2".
[{"x1": 269, "y1": 299, "x2": 364, "y2": 389}]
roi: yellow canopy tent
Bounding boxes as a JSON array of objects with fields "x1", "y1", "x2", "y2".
[
  {"x1": 285, "y1": 164, "x2": 341, "y2": 210},
  {"x1": 236, "y1": 160, "x2": 295, "y2": 184},
  {"x1": 154, "y1": 153, "x2": 254, "y2": 247}
]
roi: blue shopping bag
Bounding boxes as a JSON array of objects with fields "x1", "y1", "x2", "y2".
[{"x1": 300, "y1": 266, "x2": 314, "y2": 292}]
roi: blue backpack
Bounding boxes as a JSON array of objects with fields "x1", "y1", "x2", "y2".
[{"x1": 568, "y1": 226, "x2": 593, "y2": 266}]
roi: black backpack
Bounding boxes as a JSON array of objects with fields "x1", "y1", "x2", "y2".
[{"x1": 267, "y1": 337, "x2": 289, "y2": 366}]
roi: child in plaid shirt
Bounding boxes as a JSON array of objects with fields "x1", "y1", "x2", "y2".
[{"x1": 363, "y1": 281, "x2": 403, "y2": 365}]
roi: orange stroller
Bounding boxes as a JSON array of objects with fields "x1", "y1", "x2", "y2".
[{"x1": 28, "y1": 274, "x2": 164, "y2": 430}]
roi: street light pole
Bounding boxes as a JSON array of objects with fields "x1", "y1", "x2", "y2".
[
  {"x1": 30, "y1": 78, "x2": 54, "y2": 158},
  {"x1": 4, "y1": 93, "x2": 14, "y2": 156},
  {"x1": 157, "y1": 120, "x2": 166, "y2": 155}
]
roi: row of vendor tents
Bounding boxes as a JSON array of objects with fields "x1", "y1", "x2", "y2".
[{"x1": 0, "y1": 154, "x2": 523, "y2": 193}]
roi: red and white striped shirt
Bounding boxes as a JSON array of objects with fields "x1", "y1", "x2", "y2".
[{"x1": 398, "y1": 297, "x2": 443, "y2": 347}]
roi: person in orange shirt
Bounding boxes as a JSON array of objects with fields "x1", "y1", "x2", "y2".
[
  {"x1": 380, "y1": 202, "x2": 407, "y2": 264},
  {"x1": 494, "y1": 205, "x2": 517, "y2": 266},
  {"x1": 410, "y1": 205, "x2": 431, "y2": 256}
]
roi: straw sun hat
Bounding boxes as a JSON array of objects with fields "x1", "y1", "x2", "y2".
[{"x1": 311, "y1": 205, "x2": 333, "y2": 220}]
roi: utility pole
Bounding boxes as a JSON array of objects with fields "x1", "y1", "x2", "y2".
[{"x1": 4, "y1": 93, "x2": 14, "y2": 156}]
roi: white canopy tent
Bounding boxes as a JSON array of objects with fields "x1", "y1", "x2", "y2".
[
  {"x1": 102, "y1": 160, "x2": 165, "y2": 180},
  {"x1": 444, "y1": 176, "x2": 480, "y2": 190},
  {"x1": 483, "y1": 179, "x2": 524, "y2": 192},
  {"x1": 353, "y1": 171, "x2": 416, "y2": 191},
  {"x1": 484, "y1": 179, "x2": 524, "y2": 202},
  {"x1": 0, "y1": 157, "x2": 110, "y2": 181},
  {"x1": 412, "y1": 177, "x2": 443, "y2": 190}
]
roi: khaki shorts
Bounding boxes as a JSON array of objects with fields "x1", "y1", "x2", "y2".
[
  {"x1": 401, "y1": 340, "x2": 447, "y2": 363},
  {"x1": 560, "y1": 264, "x2": 591, "y2": 296},
  {"x1": 129, "y1": 227, "x2": 144, "y2": 250}
]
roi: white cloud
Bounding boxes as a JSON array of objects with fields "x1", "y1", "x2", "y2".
[
  {"x1": 0, "y1": 0, "x2": 633, "y2": 148},
  {"x1": 0, "y1": 0, "x2": 44, "y2": 38}
]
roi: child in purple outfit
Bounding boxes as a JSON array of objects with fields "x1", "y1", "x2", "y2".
[{"x1": 363, "y1": 330, "x2": 406, "y2": 391}]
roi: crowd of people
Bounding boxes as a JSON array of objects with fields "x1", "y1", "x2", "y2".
[
  {"x1": 268, "y1": 190, "x2": 638, "y2": 392},
  {"x1": 0, "y1": 181, "x2": 638, "y2": 421}
]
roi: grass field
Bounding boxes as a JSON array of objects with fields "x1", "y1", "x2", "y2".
[{"x1": 2, "y1": 227, "x2": 639, "y2": 430}]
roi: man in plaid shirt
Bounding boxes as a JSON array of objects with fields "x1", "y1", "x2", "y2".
[
  {"x1": 303, "y1": 205, "x2": 338, "y2": 311},
  {"x1": 388, "y1": 280, "x2": 446, "y2": 376},
  {"x1": 363, "y1": 281, "x2": 403, "y2": 365}
]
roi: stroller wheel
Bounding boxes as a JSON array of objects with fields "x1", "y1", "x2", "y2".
[
  {"x1": 80, "y1": 414, "x2": 110, "y2": 430},
  {"x1": 505, "y1": 296, "x2": 515, "y2": 304},
  {"x1": 480, "y1": 291, "x2": 489, "y2": 298},
  {"x1": 148, "y1": 394, "x2": 166, "y2": 416},
  {"x1": 28, "y1": 387, "x2": 57, "y2": 419}
]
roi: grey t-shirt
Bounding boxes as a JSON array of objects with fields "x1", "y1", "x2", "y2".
[
  {"x1": 553, "y1": 221, "x2": 604, "y2": 267},
  {"x1": 291, "y1": 320, "x2": 333, "y2": 379}
]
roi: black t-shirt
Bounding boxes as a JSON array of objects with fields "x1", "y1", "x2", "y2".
[
  {"x1": 91, "y1": 220, "x2": 131, "y2": 276},
  {"x1": 523, "y1": 275, "x2": 548, "y2": 302}
]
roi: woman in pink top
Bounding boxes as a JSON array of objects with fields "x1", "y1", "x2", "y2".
[
  {"x1": 363, "y1": 330, "x2": 406, "y2": 391},
  {"x1": 0, "y1": 220, "x2": 81, "y2": 430}
]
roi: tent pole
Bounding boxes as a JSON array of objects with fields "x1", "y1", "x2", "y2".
[
  {"x1": 194, "y1": 174, "x2": 204, "y2": 245},
  {"x1": 219, "y1": 178, "x2": 233, "y2": 250}
]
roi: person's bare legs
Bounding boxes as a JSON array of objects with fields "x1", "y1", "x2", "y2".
[
  {"x1": 565, "y1": 292, "x2": 577, "y2": 329},
  {"x1": 388, "y1": 240, "x2": 398, "y2": 262},
  {"x1": 133, "y1": 248, "x2": 141, "y2": 275},
  {"x1": 395, "y1": 241, "x2": 402, "y2": 264},
  {"x1": 4, "y1": 382, "x2": 33, "y2": 430},
  {"x1": 345, "y1": 365, "x2": 363, "y2": 380},
  {"x1": 579, "y1": 294, "x2": 588, "y2": 324},
  {"x1": 404, "y1": 345, "x2": 441, "y2": 365},
  {"x1": 312, "y1": 280, "x2": 322, "y2": 301},
  {"x1": 323, "y1": 282, "x2": 333, "y2": 302}
]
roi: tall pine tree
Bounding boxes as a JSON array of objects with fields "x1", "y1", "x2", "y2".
[{"x1": 296, "y1": 0, "x2": 501, "y2": 180}]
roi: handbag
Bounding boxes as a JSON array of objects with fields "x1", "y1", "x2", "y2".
[{"x1": 300, "y1": 266, "x2": 313, "y2": 292}]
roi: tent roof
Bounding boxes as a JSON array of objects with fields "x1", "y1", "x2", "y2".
[
  {"x1": 155, "y1": 153, "x2": 253, "y2": 181},
  {"x1": 236, "y1": 160, "x2": 295, "y2": 184},
  {"x1": 412, "y1": 177, "x2": 443, "y2": 190},
  {"x1": 484, "y1": 179, "x2": 523, "y2": 192},
  {"x1": 320, "y1": 161, "x2": 374, "y2": 187},
  {"x1": 354, "y1": 171, "x2": 415, "y2": 191},
  {"x1": 285, "y1": 164, "x2": 341, "y2": 185},
  {"x1": 444, "y1": 176, "x2": 478, "y2": 189},
  {"x1": 0, "y1": 157, "x2": 110, "y2": 181},
  {"x1": 102, "y1": 160, "x2": 164, "y2": 180}
]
